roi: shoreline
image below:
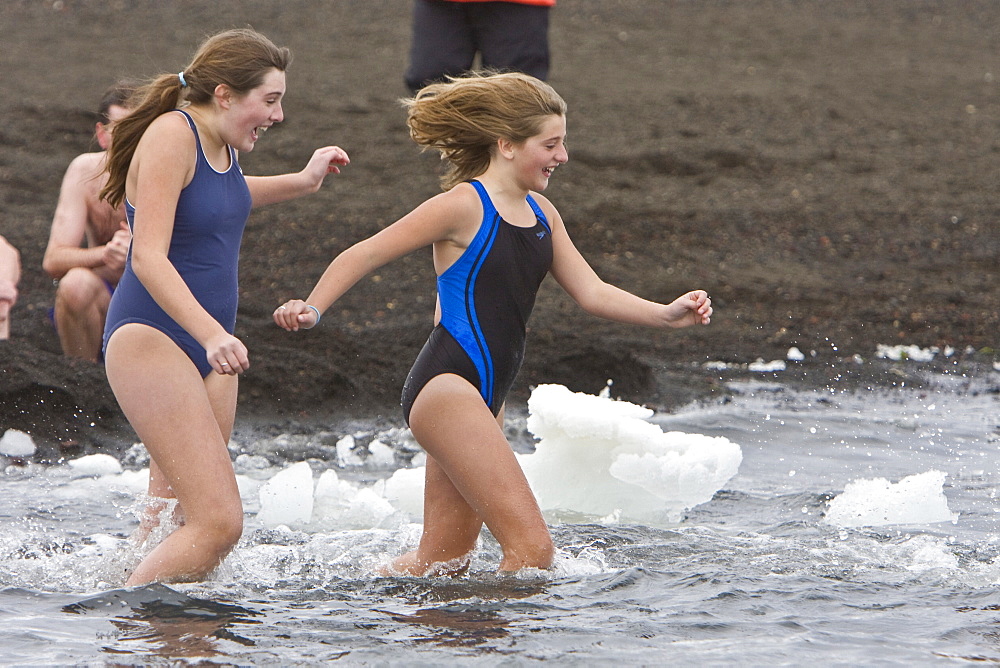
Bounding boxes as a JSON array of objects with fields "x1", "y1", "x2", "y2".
[
  {"x1": 3, "y1": 332, "x2": 995, "y2": 465},
  {"x1": 2, "y1": 1, "x2": 998, "y2": 463}
]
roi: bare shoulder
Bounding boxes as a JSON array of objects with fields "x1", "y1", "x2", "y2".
[
  {"x1": 432, "y1": 182, "x2": 482, "y2": 214},
  {"x1": 64, "y1": 151, "x2": 106, "y2": 180},
  {"x1": 414, "y1": 183, "x2": 482, "y2": 230},
  {"x1": 528, "y1": 190, "x2": 563, "y2": 227},
  {"x1": 138, "y1": 111, "x2": 196, "y2": 154},
  {"x1": 130, "y1": 111, "x2": 197, "y2": 185}
]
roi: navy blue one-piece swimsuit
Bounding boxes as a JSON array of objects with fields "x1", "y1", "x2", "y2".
[
  {"x1": 400, "y1": 180, "x2": 553, "y2": 424},
  {"x1": 102, "y1": 109, "x2": 252, "y2": 377}
]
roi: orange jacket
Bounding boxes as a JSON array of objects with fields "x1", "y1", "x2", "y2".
[{"x1": 446, "y1": 0, "x2": 555, "y2": 6}]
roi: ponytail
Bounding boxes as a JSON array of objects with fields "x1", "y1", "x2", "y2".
[
  {"x1": 100, "y1": 74, "x2": 184, "y2": 208},
  {"x1": 100, "y1": 28, "x2": 291, "y2": 208}
]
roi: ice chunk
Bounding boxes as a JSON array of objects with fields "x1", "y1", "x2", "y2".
[
  {"x1": 68, "y1": 453, "x2": 122, "y2": 476},
  {"x1": 257, "y1": 461, "x2": 314, "y2": 527},
  {"x1": 823, "y1": 470, "x2": 957, "y2": 527},
  {"x1": 520, "y1": 384, "x2": 742, "y2": 525},
  {"x1": 0, "y1": 429, "x2": 35, "y2": 457}
]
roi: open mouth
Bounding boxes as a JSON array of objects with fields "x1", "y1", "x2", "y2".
[{"x1": 252, "y1": 125, "x2": 269, "y2": 141}]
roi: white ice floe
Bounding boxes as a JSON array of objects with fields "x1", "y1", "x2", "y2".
[
  {"x1": 875, "y1": 344, "x2": 949, "y2": 362},
  {"x1": 703, "y1": 358, "x2": 787, "y2": 372},
  {"x1": 67, "y1": 453, "x2": 123, "y2": 477},
  {"x1": 519, "y1": 384, "x2": 742, "y2": 525},
  {"x1": 335, "y1": 435, "x2": 364, "y2": 467},
  {"x1": 366, "y1": 440, "x2": 397, "y2": 468},
  {"x1": 823, "y1": 470, "x2": 958, "y2": 528},
  {"x1": 314, "y1": 469, "x2": 397, "y2": 530},
  {"x1": 254, "y1": 383, "x2": 742, "y2": 530},
  {"x1": 257, "y1": 461, "x2": 314, "y2": 527},
  {"x1": 0, "y1": 429, "x2": 36, "y2": 457},
  {"x1": 748, "y1": 358, "x2": 787, "y2": 372}
]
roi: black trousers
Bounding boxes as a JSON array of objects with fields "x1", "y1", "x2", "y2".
[{"x1": 405, "y1": 0, "x2": 551, "y2": 94}]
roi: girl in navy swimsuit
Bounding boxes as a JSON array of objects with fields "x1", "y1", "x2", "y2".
[
  {"x1": 99, "y1": 28, "x2": 349, "y2": 585},
  {"x1": 275, "y1": 72, "x2": 713, "y2": 577}
]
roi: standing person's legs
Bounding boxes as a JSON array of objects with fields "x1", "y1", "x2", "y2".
[
  {"x1": 54, "y1": 267, "x2": 112, "y2": 361},
  {"x1": 471, "y1": 2, "x2": 551, "y2": 80},
  {"x1": 386, "y1": 454, "x2": 483, "y2": 576},
  {"x1": 394, "y1": 373, "x2": 554, "y2": 574},
  {"x1": 134, "y1": 363, "x2": 240, "y2": 545},
  {"x1": 105, "y1": 324, "x2": 244, "y2": 585},
  {"x1": 405, "y1": 0, "x2": 478, "y2": 93}
]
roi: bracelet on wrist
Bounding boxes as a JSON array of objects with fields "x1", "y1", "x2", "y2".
[{"x1": 306, "y1": 304, "x2": 321, "y2": 327}]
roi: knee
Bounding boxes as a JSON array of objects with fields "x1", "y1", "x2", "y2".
[
  {"x1": 199, "y1": 503, "x2": 244, "y2": 553},
  {"x1": 55, "y1": 268, "x2": 100, "y2": 313},
  {"x1": 216, "y1": 506, "x2": 245, "y2": 549},
  {"x1": 508, "y1": 533, "x2": 554, "y2": 571}
]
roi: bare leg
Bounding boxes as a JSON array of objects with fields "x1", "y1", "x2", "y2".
[
  {"x1": 385, "y1": 455, "x2": 483, "y2": 576},
  {"x1": 0, "y1": 301, "x2": 10, "y2": 340},
  {"x1": 105, "y1": 324, "x2": 243, "y2": 585},
  {"x1": 55, "y1": 267, "x2": 112, "y2": 361},
  {"x1": 389, "y1": 374, "x2": 553, "y2": 575},
  {"x1": 128, "y1": 461, "x2": 183, "y2": 552},
  {"x1": 129, "y1": 374, "x2": 236, "y2": 552}
]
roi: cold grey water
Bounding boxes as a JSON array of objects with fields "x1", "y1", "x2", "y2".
[{"x1": 1, "y1": 355, "x2": 998, "y2": 666}]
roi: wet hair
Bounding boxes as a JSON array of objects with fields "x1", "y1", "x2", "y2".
[
  {"x1": 97, "y1": 79, "x2": 138, "y2": 122},
  {"x1": 101, "y1": 28, "x2": 291, "y2": 208},
  {"x1": 403, "y1": 71, "x2": 567, "y2": 191}
]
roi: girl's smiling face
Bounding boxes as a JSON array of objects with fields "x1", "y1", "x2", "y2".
[
  {"x1": 514, "y1": 114, "x2": 569, "y2": 191},
  {"x1": 225, "y1": 67, "x2": 286, "y2": 152}
]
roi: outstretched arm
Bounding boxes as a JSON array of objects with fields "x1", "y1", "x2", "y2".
[
  {"x1": 245, "y1": 145, "x2": 350, "y2": 208},
  {"x1": 547, "y1": 202, "x2": 712, "y2": 329},
  {"x1": 273, "y1": 188, "x2": 477, "y2": 331}
]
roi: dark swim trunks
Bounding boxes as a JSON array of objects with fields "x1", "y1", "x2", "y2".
[
  {"x1": 102, "y1": 109, "x2": 252, "y2": 377},
  {"x1": 400, "y1": 180, "x2": 553, "y2": 424}
]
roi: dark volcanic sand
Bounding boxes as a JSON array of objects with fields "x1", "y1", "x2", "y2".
[{"x1": 1, "y1": 1, "x2": 997, "y2": 460}]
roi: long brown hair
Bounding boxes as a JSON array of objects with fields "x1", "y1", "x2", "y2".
[
  {"x1": 100, "y1": 28, "x2": 291, "y2": 208},
  {"x1": 403, "y1": 71, "x2": 567, "y2": 191}
]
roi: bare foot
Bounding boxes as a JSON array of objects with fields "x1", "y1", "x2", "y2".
[{"x1": 375, "y1": 549, "x2": 471, "y2": 577}]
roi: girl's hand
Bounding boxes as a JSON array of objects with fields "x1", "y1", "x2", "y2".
[
  {"x1": 664, "y1": 290, "x2": 713, "y2": 328},
  {"x1": 302, "y1": 146, "x2": 350, "y2": 191},
  {"x1": 273, "y1": 299, "x2": 319, "y2": 332},
  {"x1": 205, "y1": 332, "x2": 249, "y2": 375}
]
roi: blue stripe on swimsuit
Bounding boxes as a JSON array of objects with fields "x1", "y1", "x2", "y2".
[{"x1": 400, "y1": 180, "x2": 552, "y2": 423}]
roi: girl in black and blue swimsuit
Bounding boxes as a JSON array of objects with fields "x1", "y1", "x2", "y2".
[{"x1": 275, "y1": 71, "x2": 713, "y2": 577}]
